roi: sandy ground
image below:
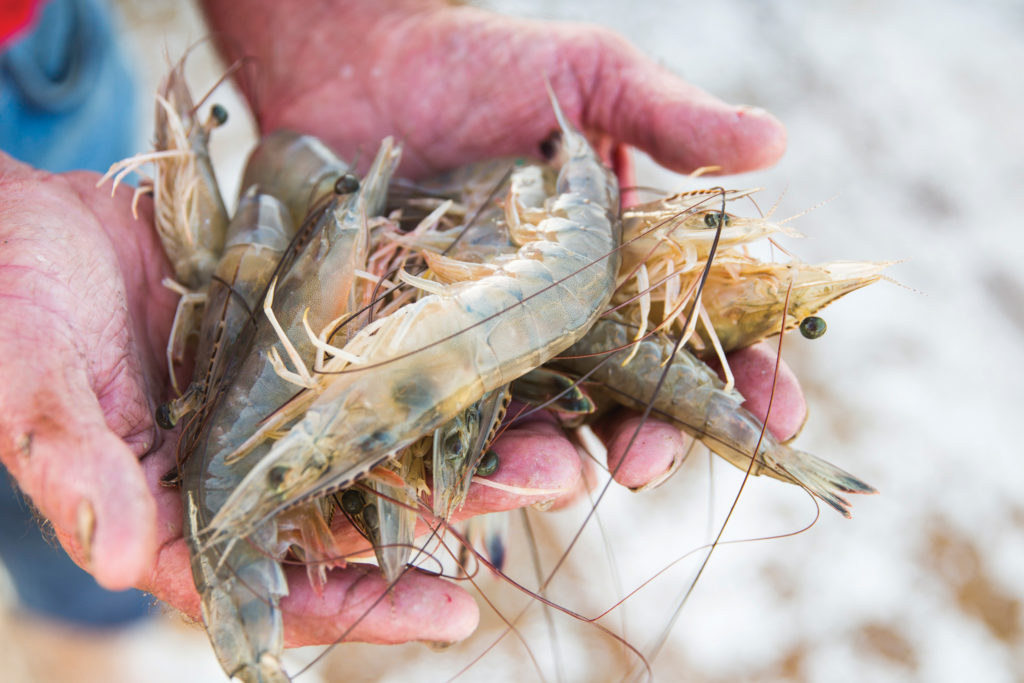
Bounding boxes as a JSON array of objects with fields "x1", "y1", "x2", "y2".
[{"x1": 2, "y1": 0, "x2": 1021, "y2": 681}]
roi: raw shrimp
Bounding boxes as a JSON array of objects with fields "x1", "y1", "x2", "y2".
[
  {"x1": 692, "y1": 255, "x2": 894, "y2": 355},
  {"x1": 239, "y1": 129, "x2": 353, "y2": 228},
  {"x1": 180, "y1": 140, "x2": 400, "y2": 683},
  {"x1": 99, "y1": 55, "x2": 231, "y2": 392},
  {"x1": 557, "y1": 314, "x2": 876, "y2": 516},
  {"x1": 431, "y1": 386, "x2": 511, "y2": 521},
  {"x1": 99, "y1": 54, "x2": 230, "y2": 288},
  {"x1": 157, "y1": 189, "x2": 295, "y2": 428},
  {"x1": 204, "y1": 90, "x2": 622, "y2": 544}
]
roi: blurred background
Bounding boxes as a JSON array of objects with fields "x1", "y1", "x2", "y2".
[{"x1": 2, "y1": 0, "x2": 1020, "y2": 681}]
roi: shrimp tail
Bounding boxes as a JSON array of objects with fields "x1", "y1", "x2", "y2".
[
  {"x1": 773, "y1": 447, "x2": 878, "y2": 518},
  {"x1": 187, "y1": 496, "x2": 289, "y2": 683}
]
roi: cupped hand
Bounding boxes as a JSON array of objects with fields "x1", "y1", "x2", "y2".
[{"x1": 0, "y1": 0, "x2": 794, "y2": 650}]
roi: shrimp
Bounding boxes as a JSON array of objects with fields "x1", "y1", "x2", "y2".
[
  {"x1": 176, "y1": 191, "x2": 299, "y2": 683},
  {"x1": 432, "y1": 386, "x2": 511, "y2": 521},
  {"x1": 556, "y1": 314, "x2": 876, "y2": 517},
  {"x1": 99, "y1": 55, "x2": 231, "y2": 393},
  {"x1": 203, "y1": 88, "x2": 622, "y2": 544},
  {"x1": 179, "y1": 139, "x2": 400, "y2": 683},
  {"x1": 618, "y1": 188, "x2": 782, "y2": 283},
  {"x1": 239, "y1": 129, "x2": 353, "y2": 228},
  {"x1": 343, "y1": 446, "x2": 425, "y2": 583},
  {"x1": 157, "y1": 189, "x2": 296, "y2": 428}
]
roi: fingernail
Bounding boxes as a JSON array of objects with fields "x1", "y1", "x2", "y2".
[
  {"x1": 736, "y1": 104, "x2": 769, "y2": 117},
  {"x1": 421, "y1": 640, "x2": 456, "y2": 651},
  {"x1": 76, "y1": 498, "x2": 96, "y2": 569}
]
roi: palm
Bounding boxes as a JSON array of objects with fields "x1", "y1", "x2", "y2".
[{"x1": 0, "y1": 167, "x2": 178, "y2": 589}]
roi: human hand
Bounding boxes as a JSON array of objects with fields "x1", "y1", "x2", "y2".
[{"x1": 201, "y1": 0, "x2": 785, "y2": 181}]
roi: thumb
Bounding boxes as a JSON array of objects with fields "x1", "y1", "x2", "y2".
[
  {"x1": 561, "y1": 26, "x2": 786, "y2": 174},
  {"x1": 0, "y1": 356, "x2": 157, "y2": 591}
]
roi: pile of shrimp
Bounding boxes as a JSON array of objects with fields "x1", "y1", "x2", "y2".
[{"x1": 101, "y1": 58, "x2": 886, "y2": 683}]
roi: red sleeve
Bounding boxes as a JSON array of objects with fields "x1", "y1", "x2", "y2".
[{"x1": 0, "y1": 0, "x2": 41, "y2": 48}]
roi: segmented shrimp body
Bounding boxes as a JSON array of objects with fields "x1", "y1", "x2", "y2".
[{"x1": 558, "y1": 315, "x2": 876, "y2": 517}]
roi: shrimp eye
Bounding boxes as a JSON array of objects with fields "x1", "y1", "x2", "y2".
[
  {"x1": 703, "y1": 212, "x2": 730, "y2": 229},
  {"x1": 268, "y1": 465, "x2": 290, "y2": 489},
  {"x1": 539, "y1": 131, "x2": 561, "y2": 160},
  {"x1": 442, "y1": 432, "x2": 464, "y2": 458},
  {"x1": 334, "y1": 174, "x2": 360, "y2": 195},
  {"x1": 475, "y1": 450, "x2": 500, "y2": 477},
  {"x1": 210, "y1": 104, "x2": 228, "y2": 126},
  {"x1": 362, "y1": 504, "x2": 379, "y2": 532},
  {"x1": 340, "y1": 490, "x2": 364, "y2": 515},
  {"x1": 800, "y1": 316, "x2": 827, "y2": 339},
  {"x1": 155, "y1": 403, "x2": 175, "y2": 430}
]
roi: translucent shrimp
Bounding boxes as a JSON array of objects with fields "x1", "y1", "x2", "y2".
[
  {"x1": 176, "y1": 190, "x2": 299, "y2": 683},
  {"x1": 557, "y1": 314, "x2": 876, "y2": 517},
  {"x1": 180, "y1": 140, "x2": 400, "y2": 683},
  {"x1": 157, "y1": 189, "x2": 295, "y2": 428},
  {"x1": 98, "y1": 55, "x2": 231, "y2": 392},
  {"x1": 692, "y1": 255, "x2": 895, "y2": 356},
  {"x1": 204, "y1": 89, "x2": 622, "y2": 544},
  {"x1": 239, "y1": 129, "x2": 353, "y2": 227},
  {"x1": 618, "y1": 188, "x2": 782, "y2": 283},
  {"x1": 100, "y1": 55, "x2": 229, "y2": 289}
]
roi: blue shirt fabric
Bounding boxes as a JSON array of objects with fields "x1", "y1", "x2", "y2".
[
  {"x1": 0, "y1": 0, "x2": 152, "y2": 626},
  {"x1": 0, "y1": 0, "x2": 137, "y2": 172}
]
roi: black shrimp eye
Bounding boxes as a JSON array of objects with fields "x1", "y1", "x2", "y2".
[
  {"x1": 475, "y1": 450, "x2": 500, "y2": 477},
  {"x1": 539, "y1": 130, "x2": 561, "y2": 160},
  {"x1": 210, "y1": 104, "x2": 228, "y2": 126},
  {"x1": 703, "y1": 212, "x2": 730, "y2": 229},
  {"x1": 334, "y1": 173, "x2": 360, "y2": 195},
  {"x1": 267, "y1": 465, "x2": 290, "y2": 488},
  {"x1": 362, "y1": 504, "x2": 379, "y2": 532},
  {"x1": 442, "y1": 432, "x2": 464, "y2": 458},
  {"x1": 154, "y1": 403, "x2": 175, "y2": 430},
  {"x1": 800, "y1": 316, "x2": 827, "y2": 339},
  {"x1": 340, "y1": 490, "x2": 364, "y2": 515}
]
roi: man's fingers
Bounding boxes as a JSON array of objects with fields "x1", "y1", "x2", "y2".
[
  {"x1": 4, "y1": 422, "x2": 156, "y2": 590},
  {"x1": 569, "y1": 27, "x2": 786, "y2": 175},
  {"x1": 718, "y1": 343, "x2": 808, "y2": 443},
  {"x1": 0, "y1": 359, "x2": 156, "y2": 590},
  {"x1": 282, "y1": 565, "x2": 479, "y2": 647},
  {"x1": 601, "y1": 414, "x2": 694, "y2": 490}
]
